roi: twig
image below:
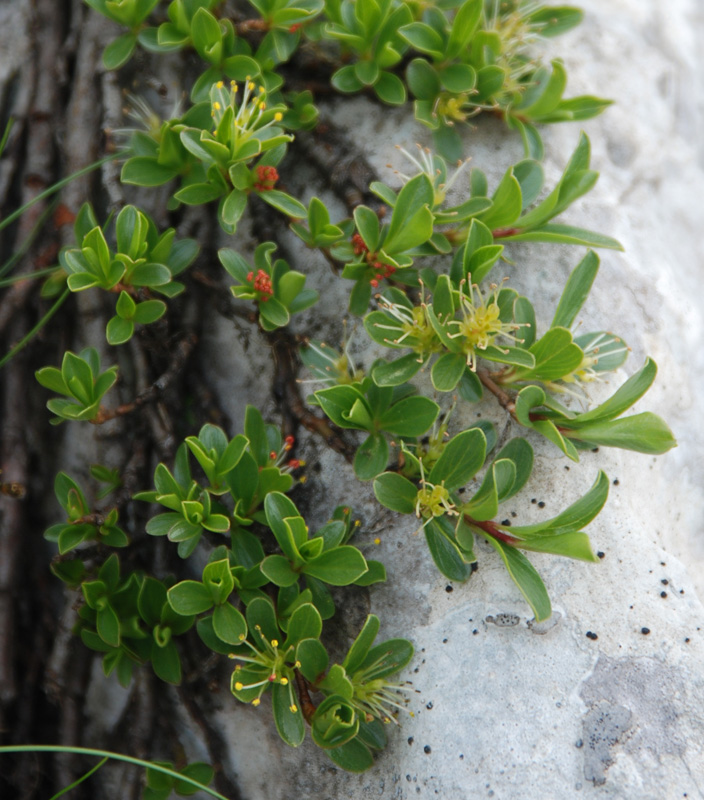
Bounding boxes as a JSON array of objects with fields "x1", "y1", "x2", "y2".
[{"x1": 91, "y1": 333, "x2": 197, "y2": 424}]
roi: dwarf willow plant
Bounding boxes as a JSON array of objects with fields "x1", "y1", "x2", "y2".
[{"x1": 20, "y1": 0, "x2": 676, "y2": 782}]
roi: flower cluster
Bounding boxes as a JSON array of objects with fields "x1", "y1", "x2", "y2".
[
  {"x1": 351, "y1": 234, "x2": 397, "y2": 288},
  {"x1": 254, "y1": 165, "x2": 279, "y2": 192},
  {"x1": 246, "y1": 269, "x2": 273, "y2": 300}
]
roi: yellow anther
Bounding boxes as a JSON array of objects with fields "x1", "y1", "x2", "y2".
[
  {"x1": 280, "y1": 677, "x2": 289, "y2": 686},
  {"x1": 274, "y1": 112, "x2": 283, "y2": 121},
  {"x1": 259, "y1": 101, "x2": 266, "y2": 110},
  {"x1": 252, "y1": 698, "x2": 260, "y2": 707},
  {"x1": 271, "y1": 639, "x2": 279, "y2": 647},
  {"x1": 213, "y1": 101, "x2": 221, "y2": 110},
  {"x1": 235, "y1": 682, "x2": 244, "y2": 691},
  {"x1": 374, "y1": 537, "x2": 381, "y2": 545},
  {"x1": 248, "y1": 81, "x2": 255, "y2": 90},
  {"x1": 238, "y1": 633, "x2": 246, "y2": 641},
  {"x1": 216, "y1": 81, "x2": 224, "y2": 89},
  {"x1": 290, "y1": 704, "x2": 298, "y2": 713}
]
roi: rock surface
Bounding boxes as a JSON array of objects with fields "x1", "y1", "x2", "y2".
[{"x1": 197, "y1": 1, "x2": 704, "y2": 798}]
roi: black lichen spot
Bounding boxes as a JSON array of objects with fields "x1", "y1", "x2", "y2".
[
  {"x1": 538, "y1": 501, "x2": 545, "y2": 508},
  {"x1": 586, "y1": 631, "x2": 598, "y2": 640},
  {"x1": 685, "y1": 638, "x2": 690, "y2": 643},
  {"x1": 424, "y1": 745, "x2": 431, "y2": 754},
  {"x1": 661, "y1": 579, "x2": 669, "y2": 585},
  {"x1": 426, "y1": 701, "x2": 433, "y2": 710},
  {"x1": 597, "y1": 551, "x2": 605, "y2": 559},
  {"x1": 641, "y1": 627, "x2": 650, "y2": 635},
  {"x1": 501, "y1": 519, "x2": 511, "y2": 526},
  {"x1": 408, "y1": 737, "x2": 414, "y2": 745},
  {"x1": 661, "y1": 591, "x2": 668, "y2": 598},
  {"x1": 472, "y1": 629, "x2": 478, "y2": 635},
  {"x1": 613, "y1": 479, "x2": 619, "y2": 485},
  {"x1": 531, "y1": 498, "x2": 537, "y2": 504},
  {"x1": 445, "y1": 585, "x2": 453, "y2": 593},
  {"x1": 442, "y1": 638, "x2": 448, "y2": 644},
  {"x1": 575, "y1": 739, "x2": 583, "y2": 748}
]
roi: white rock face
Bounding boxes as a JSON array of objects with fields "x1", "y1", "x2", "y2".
[{"x1": 201, "y1": 1, "x2": 704, "y2": 798}]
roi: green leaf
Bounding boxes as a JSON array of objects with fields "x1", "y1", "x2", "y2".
[
  {"x1": 483, "y1": 537, "x2": 552, "y2": 622},
  {"x1": 354, "y1": 205, "x2": 380, "y2": 252},
  {"x1": 501, "y1": 223, "x2": 622, "y2": 250},
  {"x1": 260, "y1": 554, "x2": 300, "y2": 587},
  {"x1": 167, "y1": 581, "x2": 214, "y2": 615},
  {"x1": 428, "y1": 427, "x2": 486, "y2": 491},
  {"x1": 258, "y1": 190, "x2": 307, "y2": 219},
  {"x1": 103, "y1": 32, "x2": 137, "y2": 70},
  {"x1": 342, "y1": 614, "x2": 380, "y2": 674},
  {"x1": 106, "y1": 316, "x2": 134, "y2": 345},
  {"x1": 315, "y1": 386, "x2": 370, "y2": 430},
  {"x1": 150, "y1": 639, "x2": 182, "y2": 685},
  {"x1": 173, "y1": 183, "x2": 223, "y2": 205},
  {"x1": 520, "y1": 327, "x2": 584, "y2": 381},
  {"x1": 478, "y1": 169, "x2": 522, "y2": 230},
  {"x1": 303, "y1": 547, "x2": 368, "y2": 586},
  {"x1": 272, "y1": 681, "x2": 305, "y2": 747},
  {"x1": 493, "y1": 438, "x2": 533, "y2": 500},
  {"x1": 97, "y1": 604, "x2": 120, "y2": 648},
  {"x1": 511, "y1": 470, "x2": 609, "y2": 536},
  {"x1": 398, "y1": 22, "x2": 444, "y2": 59},
  {"x1": 424, "y1": 520, "x2": 473, "y2": 581},
  {"x1": 431, "y1": 353, "x2": 466, "y2": 392},
  {"x1": 519, "y1": 532, "x2": 598, "y2": 562},
  {"x1": 373, "y1": 472, "x2": 417, "y2": 514},
  {"x1": 327, "y1": 737, "x2": 374, "y2": 772},
  {"x1": 121, "y1": 157, "x2": 177, "y2": 187},
  {"x1": 371, "y1": 354, "x2": 423, "y2": 387},
  {"x1": 133, "y1": 300, "x2": 167, "y2": 325},
  {"x1": 569, "y1": 359, "x2": 658, "y2": 424},
  {"x1": 258, "y1": 296, "x2": 290, "y2": 329},
  {"x1": 296, "y1": 638, "x2": 329, "y2": 683},
  {"x1": 212, "y1": 603, "x2": 247, "y2": 645},
  {"x1": 378, "y1": 396, "x2": 439, "y2": 437},
  {"x1": 551, "y1": 250, "x2": 600, "y2": 329},
  {"x1": 331, "y1": 65, "x2": 364, "y2": 93},
  {"x1": 284, "y1": 603, "x2": 323, "y2": 648},
  {"x1": 374, "y1": 71, "x2": 406, "y2": 105},
  {"x1": 383, "y1": 174, "x2": 434, "y2": 253},
  {"x1": 446, "y1": 0, "x2": 482, "y2": 60},
  {"x1": 566, "y1": 413, "x2": 677, "y2": 455},
  {"x1": 406, "y1": 58, "x2": 441, "y2": 100},
  {"x1": 354, "y1": 434, "x2": 389, "y2": 481}
]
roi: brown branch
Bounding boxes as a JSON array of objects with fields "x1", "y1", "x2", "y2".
[
  {"x1": 91, "y1": 333, "x2": 197, "y2": 424},
  {"x1": 294, "y1": 669, "x2": 317, "y2": 723},
  {"x1": 464, "y1": 514, "x2": 522, "y2": 546},
  {"x1": 477, "y1": 366, "x2": 516, "y2": 416},
  {"x1": 268, "y1": 328, "x2": 356, "y2": 464}
]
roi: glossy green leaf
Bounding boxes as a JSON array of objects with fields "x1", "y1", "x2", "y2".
[
  {"x1": 354, "y1": 433, "x2": 389, "y2": 481},
  {"x1": 424, "y1": 519, "x2": 473, "y2": 581},
  {"x1": 551, "y1": 250, "x2": 600, "y2": 329},
  {"x1": 212, "y1": 603, "x2": 247, "y2": 644},
  {"x1": 483, "y1": 537, "x2": 551, "y2": 621},
  {"x1": 272, "y1": 681, "x2": 305, "y2": 747},
  {"x1": 428, "y1": 428, "x2": 486, "y2": 491},
  {"x1": 303, "y1": 547, "x2": 368, "y2": 586},
  {"x1": 373, "y1": 472, "x2": 417, "y2": 514},
  {"x1": 378, "y1": 396, "x2": 439, "y2": 437},
  {"x1": 566, "y1": 413, "x2": 676, "y2": 455}
]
